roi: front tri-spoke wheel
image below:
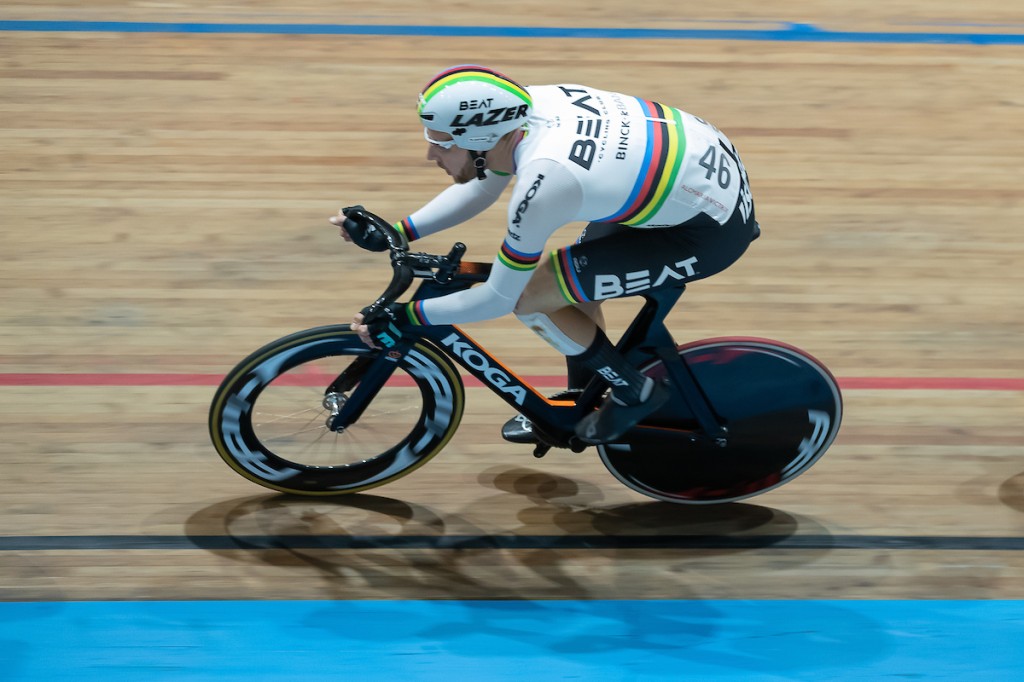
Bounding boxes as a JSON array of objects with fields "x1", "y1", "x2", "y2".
[
  {"x1": 247, "y1": 358, "x2": 424, "y2": 469},
  {"x1": 209, "y1": 326, "x2": 465, "y2": 495}
]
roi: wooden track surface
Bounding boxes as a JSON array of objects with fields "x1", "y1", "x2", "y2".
[{"x1": 1, "y1": 1, "x2": 1022, "y2": 601}]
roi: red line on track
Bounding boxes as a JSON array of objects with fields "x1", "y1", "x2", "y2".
[{"x1": 0, "y1": 373, "x2": 1022, "y2": 391}]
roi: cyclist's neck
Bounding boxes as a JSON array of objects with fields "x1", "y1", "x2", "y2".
[{"x1": 486, "y1": 129, "x2": 524, "y2": 176}]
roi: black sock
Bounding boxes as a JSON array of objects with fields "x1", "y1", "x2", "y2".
[
  {"x1": 566, "y1": 355, "x2": 593, "y2": 391},
  {"x1": 571, "y1": 329, "x2": 652, "y2": 405}
]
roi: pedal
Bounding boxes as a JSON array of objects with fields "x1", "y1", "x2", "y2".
[{"x1": 532, "y1": 444, "x2": 551, "y2": 458}]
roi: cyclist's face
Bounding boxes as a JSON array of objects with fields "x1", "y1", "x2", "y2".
[{"x1": 425, "y1": 131, "x2": 474, "y2": 184}]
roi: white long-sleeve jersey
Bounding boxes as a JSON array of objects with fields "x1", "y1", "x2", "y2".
[{"x1": 398, "y1": 83, "x2": 749, "y2": 327}]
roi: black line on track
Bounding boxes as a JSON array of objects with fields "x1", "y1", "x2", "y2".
[{"x1": 2, "y1": 534, "x2": 1023, "y2": 551}]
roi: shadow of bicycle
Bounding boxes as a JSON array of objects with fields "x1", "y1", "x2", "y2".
[
  {"x1": 998, "y1": 469, "x2": 1024, "y2": 513},
  {"x1": 182, "y1": 465, "x2": 834, "y2": 599}
]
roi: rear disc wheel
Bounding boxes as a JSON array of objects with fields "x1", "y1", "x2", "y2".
[{"x1": 599, "y1": 338, "x2": 842, "y2": 504}]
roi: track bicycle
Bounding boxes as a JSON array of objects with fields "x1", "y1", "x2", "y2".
[{"x1": 209, "y1": 209, "x2": 842, "y2": 504}]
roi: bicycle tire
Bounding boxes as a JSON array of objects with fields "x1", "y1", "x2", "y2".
[
  {"x1": 209, "y1": 325, "x2": 464, "y2": 495},
  {"x1": 599, "y1": 337, "x2": 843, "y2": 504}
]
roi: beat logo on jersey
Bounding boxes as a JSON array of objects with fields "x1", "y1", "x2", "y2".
[{"x1": 560, "y1": 86, "x2": 607, "y2": 171}]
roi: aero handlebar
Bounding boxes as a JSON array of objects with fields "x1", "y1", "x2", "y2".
[{"x1": 344, "y1": 207, "x2": 474, "y2": 318}]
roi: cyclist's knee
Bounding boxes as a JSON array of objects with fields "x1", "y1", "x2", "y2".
[{"x1": 514, "y1": 285, "x2": 576, "y2": 316}]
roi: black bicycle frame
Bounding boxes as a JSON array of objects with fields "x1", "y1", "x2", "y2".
[
  {"x1": 322, "y1": 208, "x2": 731, "y2": 449},
  {"x1": 331, "y1": 270, "x2": 728, "y2": 450}
]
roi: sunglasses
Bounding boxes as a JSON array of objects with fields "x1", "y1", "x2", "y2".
[{"x1": 423, "y1": 128, "x2": 458, "y2": 149}]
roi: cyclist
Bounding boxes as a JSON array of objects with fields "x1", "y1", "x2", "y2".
[{"x1": 331, "y1": 64, "x2": 758, "y2": 445}]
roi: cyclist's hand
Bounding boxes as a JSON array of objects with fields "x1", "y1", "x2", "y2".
[
  {"x1": 350, "y1": 312, "x2": 374, "y2": 348},
  {"x1": 352, "y1": 304, "x2": 406, "y2": 349},
  {"x1": 330, "y1": 210, "x2": 355, "y2": 244},
  {"x1": 330, "y1": 205, "x2": 389, "y2": 252}
]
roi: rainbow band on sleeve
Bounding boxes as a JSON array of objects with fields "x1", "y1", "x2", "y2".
[
  {"x1": 596, "y1": 99, "x2": 687, "y2": 225},
  {"x1": 552, "y1": 248, "x2": 589, "y2": 304},
  {"x1": 498, "y1": 241, "x2": 543, "y2": 272},
  {"x1": 419, "y1": 65, "x2": 532, "y2": 110},
  {"x1": 395, "y1": 217, "x2": 420, "y2": 242},
  {"x1": 405, "y1": 300, "x2": 429, "y2": 326}
]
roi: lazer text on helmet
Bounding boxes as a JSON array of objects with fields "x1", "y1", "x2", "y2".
[{"x1": 449, "y1": 104, "x2": 529, "y2": 128}]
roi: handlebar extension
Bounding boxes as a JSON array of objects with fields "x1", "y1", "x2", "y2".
[{"x1": 348, "y1": 207, "x2": 472, "y2": 317}]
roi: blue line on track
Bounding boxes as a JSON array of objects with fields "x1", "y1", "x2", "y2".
[
  {"x1": 1, "y1": 20, "x2": 1022, "y2": 45},
  {"x1": 2, "y1": 600, "x2": 1022, "y2": 680}
]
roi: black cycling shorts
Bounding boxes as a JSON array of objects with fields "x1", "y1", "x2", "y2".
[{"x1": 551, "y1": 202, "x2": 758, "y2": 303}]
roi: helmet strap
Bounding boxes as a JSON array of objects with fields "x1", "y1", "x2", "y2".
[{"x1": 469, "y1": 150, "x2": 488, "y2": 180}]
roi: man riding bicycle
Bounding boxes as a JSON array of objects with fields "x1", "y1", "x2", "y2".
[{"x1": 331, "y1": 65, "x2": 758, "y2": 445}]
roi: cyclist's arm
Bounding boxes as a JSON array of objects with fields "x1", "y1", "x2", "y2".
[
  {"x1": 402, "y1": 159, "x2": 582, "y2": 325},
  {"x1": 395, "y1": 171, "x2": 512, "y2": 242}
]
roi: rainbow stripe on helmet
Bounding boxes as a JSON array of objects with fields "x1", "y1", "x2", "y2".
[{"x1": 418, "y1": 65, "x2": 532, "y2": 113}]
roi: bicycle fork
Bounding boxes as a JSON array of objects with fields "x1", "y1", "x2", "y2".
[{"x1": 323, "y1": 352, "x2": 400, "y2": 432}]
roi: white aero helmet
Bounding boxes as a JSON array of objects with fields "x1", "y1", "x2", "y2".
[{"x1": 418, "y1": 65, "x2": 532, "y2": 152}]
